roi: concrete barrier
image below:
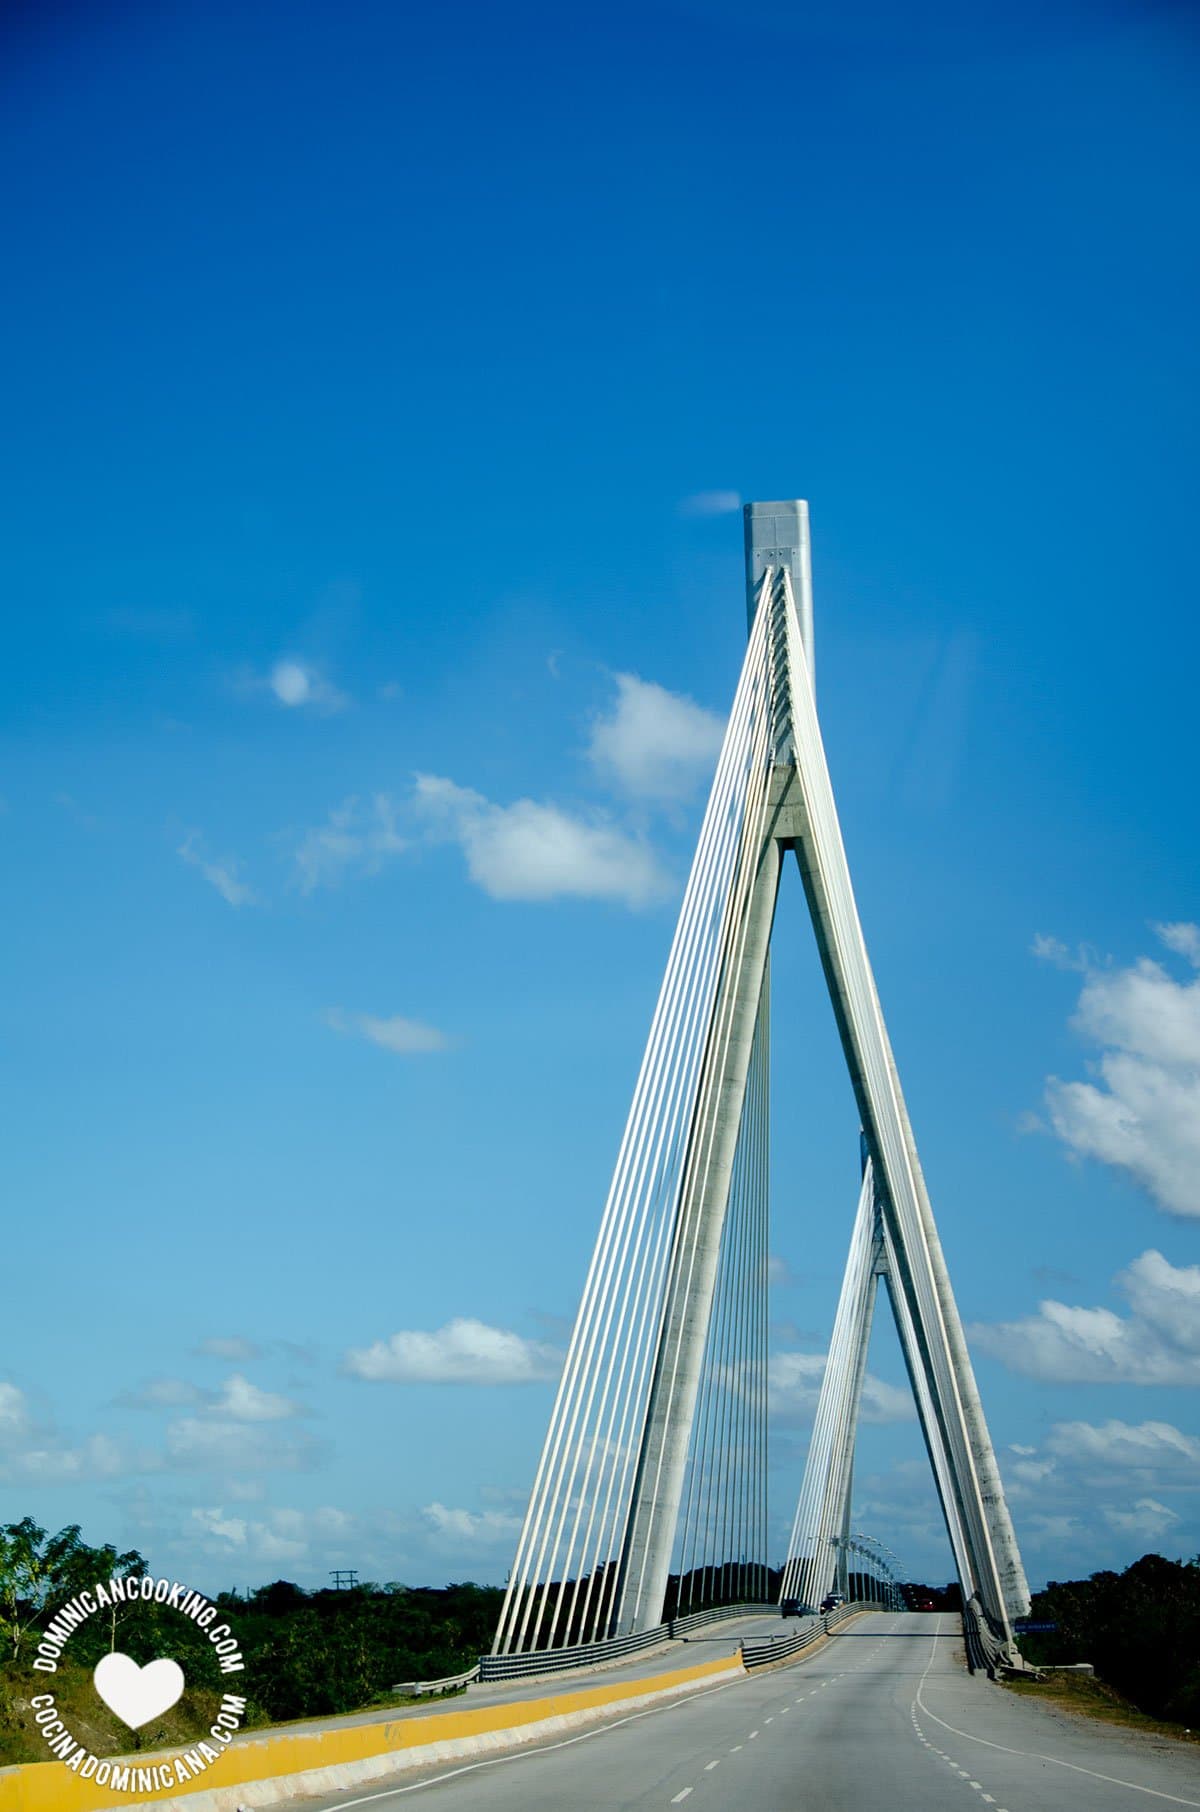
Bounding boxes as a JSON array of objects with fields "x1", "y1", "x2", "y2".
[{"x1": 0, "y1": 1650, "x2": 742, "y2": 1812}]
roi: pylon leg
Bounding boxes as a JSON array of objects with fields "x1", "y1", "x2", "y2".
[
  {"x1": 614, "y1": 838, "x2": 781, "y2": 1635},
  {"x1": 780, "y1": 1162, "x2": 880, "y2": 1610}
]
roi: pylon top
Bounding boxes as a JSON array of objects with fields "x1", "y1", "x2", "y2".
[{"x1": 742, "y1": 499, "x2": 814, "y2": 675}]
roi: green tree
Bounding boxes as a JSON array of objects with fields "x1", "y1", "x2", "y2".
[{"x1": 0, "y1": 1519, "x2": 143, "y2": 1662}]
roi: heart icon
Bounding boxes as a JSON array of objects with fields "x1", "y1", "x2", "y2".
[{"x1": 93, "y1": 1653, "x2": 186, "y2": 1729}]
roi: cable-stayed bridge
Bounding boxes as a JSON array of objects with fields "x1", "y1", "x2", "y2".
[{"x1": 493, "y1": 501, "x2": 1030, "y2": 1670}]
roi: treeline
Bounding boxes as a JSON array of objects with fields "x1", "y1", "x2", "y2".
[
  {"x1": 1, "y1": 1515, "x2": 504, "y2": 1760},
  {"x1": 1020, "y1": 1553, "x2": 1200, "y2": 1726},
  {"x1": 231, "y1": 1576, "x2": 502, "y2": 1718}
]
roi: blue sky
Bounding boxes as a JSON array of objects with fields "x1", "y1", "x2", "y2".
[{"x1": 1, "y1": 0, "x2": 1197, "y2": 1597}]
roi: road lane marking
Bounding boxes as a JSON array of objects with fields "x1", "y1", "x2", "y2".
[
  {"x1": 671, "y1": 1791, "x2": 693, "y2": 1803},
  {"x1": 320, "y1": 1607, "x2": 881, "y2": 1809},
  {"x1": 915, "y1": 1623, "x2": 1200, "y2": 1810},
  {"x1": 705, "y1": 1759, "x2": 720, "y2": 1770},
  {"x1": 319, "y1": 1661, "x2": 756, "y2": 1806}
]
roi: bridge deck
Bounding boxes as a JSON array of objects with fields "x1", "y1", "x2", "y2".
[{"x1": 289, "y1": 1612, "x2": 1199, "y2": 1811}]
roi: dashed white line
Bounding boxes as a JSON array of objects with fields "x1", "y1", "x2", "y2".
[
  {"x1": 705, "y1": 1760, "x2": 720, "y2": 1771},
  {"x1": 671, "y1": 1791, "x2": 693, "y2": 1804},
  {"x1": 915, "y1": 1624, "x2": 1200, "y2": 1809}
]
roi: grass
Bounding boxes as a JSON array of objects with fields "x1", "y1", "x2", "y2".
[
  {"x1": 0, "y1": 1660, "x2": 270, "y2": 1769},
  {"x1": 1003, "y1": 1669, "x2": 1199, "y2": 1745},
  {"x1": 0, "y1": 1665, "x2": 476, "y2": 1769}
]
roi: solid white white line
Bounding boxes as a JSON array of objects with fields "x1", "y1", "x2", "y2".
[{"x1": 915, "y1": 1621, "x2": 1200, "y2": 1810}]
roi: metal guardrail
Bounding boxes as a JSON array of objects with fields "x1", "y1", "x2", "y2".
[
  {"x1": 391, "y1": 1662, "x2": 481, "y2": 1696},
  {"x1": 741, "y1": 1599, "x2": 870, "y2": 1670},
  {"x1": 669, "y1": 1599, "x2": 776, "y2": 1638},
  {"x1": 479, "y1": 1599, "x2": 774, "y2": 1682},
  {"x1": 962, "y1": 1597, "x2": 1045, "y2": 1679},
  {"x1": 480, "y1": 1624, "x2": 670, "y2": 1681}
]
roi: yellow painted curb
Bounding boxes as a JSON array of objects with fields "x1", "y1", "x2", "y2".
[{"x1": 0, "y1": 1650, "x2": 739, "y2": 1811}]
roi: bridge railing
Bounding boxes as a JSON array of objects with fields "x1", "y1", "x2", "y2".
[
  {"x1": 961, "y1": 1597, "x2": 1014, "y2": 1679},
  {"x1": 741, "y1": 1598, "x2": 871, "y2": 1670},
  {"x1": 390, "y1": 1662, "x2": 481, "y2": 1696},
  {"x1": 478, "y1": 1599, "x2": 773, "y2": 1682},
  {"x1": 669, "y1": 1600, "x2": 773, "y2": 1638}
]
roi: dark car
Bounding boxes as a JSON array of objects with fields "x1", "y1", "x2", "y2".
[{"x1": 820, "y1": 1592, "x2": 847, "y2": 1613}]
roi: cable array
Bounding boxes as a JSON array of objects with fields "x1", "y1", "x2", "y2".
[
  {"x1": 779, "y1": 1160, "x2": 879, "y2": 1609},
  {"x1": 493, "y1": 533, "x2": 1028, "y2": 1659},
  {"x1": 670, "y1": 963, "x2": 769, "y2": 1615},
  {"x1": 492, "y1": 577, "x2": 783, "y2": 1655}
]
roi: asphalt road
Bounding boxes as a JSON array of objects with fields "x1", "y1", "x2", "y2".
[{"x1": 291, "y1": 1612, "x2": 1200, "y2": 1811}]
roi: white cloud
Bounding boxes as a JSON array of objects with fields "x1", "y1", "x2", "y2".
[
  {"x1": 190, "y1": 1503, "x2": 353, "y2": 1565},
  {"x1": 0, "y1": 1382, "x2": 29, "y2": 1431},
  {"x1": 768, "y1": 1352, "x2": 914, "y2": 1425},
  {"x1": 293, "y1": 794, "x2": 407, "y2": 893},
  {"x1": 343, "y1": 1317, "x2": 562, "y2": 1385},
  {"x1": 11, "y1": 1433, "x2": 127, "y2": 1484},
  {"x1": 1155, "y1": 921, "x2": 1200, "y2": 966},
  {"x1": 204, "y1": 1374, "x2": 302, "y2": 1423},
  {"x1": 191, "y1": 1507, "x2": 248, "y2": 1548},
  {"x1": 414, "y1": 774, "x2": 671, "y2": 908},
  {"x1": 267, "y1": 658, "x2": 348, "y2": 713},
  {"x1": 1102, "y1": 1497, "x2": 1181, "y2": 1540},
  {"x1": 586, "y1": 674, "x2": 724, "y2": 803},
  {"x1": 0, "y1": 1384, "x2": 134, "y2": 1483},
  {"x1": 997, "y1": 1418, "x2": 1199, "y2": 1561},
  {"x1": 165, "y1": 1417, "x2": 315, "y2": 1473},
  {"x1": 679, "y1": 490, "x2": 741, "y2": 517},
  {"x1": 324, "y1": 1007, "x2": 451, "y2": 1055},
  {"x1": 766, "y1": 1254, "x2": 794, "y2": 1288},
  {"x1": 197, "y1": 1336, "x2": 263, "y2": 1362},
  {"x1": 177, "y1": 831, "x2": 259, "y2": 908},
  {"x1": 1020, "y1": 1512, "x2": 1086, "y2": 1549},
  {"x1": 1037, "y1": 924, "x2": 1200, "y2": 1217},
  {"x1": 225, "y1": 1477, "x2": 269, "y2": 1502},
  {"x1": 1045, "y1": 1417, "x2": 1200, "y2": 1475},
  {"x1": 972, "y1": 1248, "x2": 1200, "y2": 1385},
  {"x1": 421, "y1": 1501, "x2": 523, "y2": 1548},
  {"x1": 1031, "y1": 933, "x2": 1091, "y2": 972}
]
